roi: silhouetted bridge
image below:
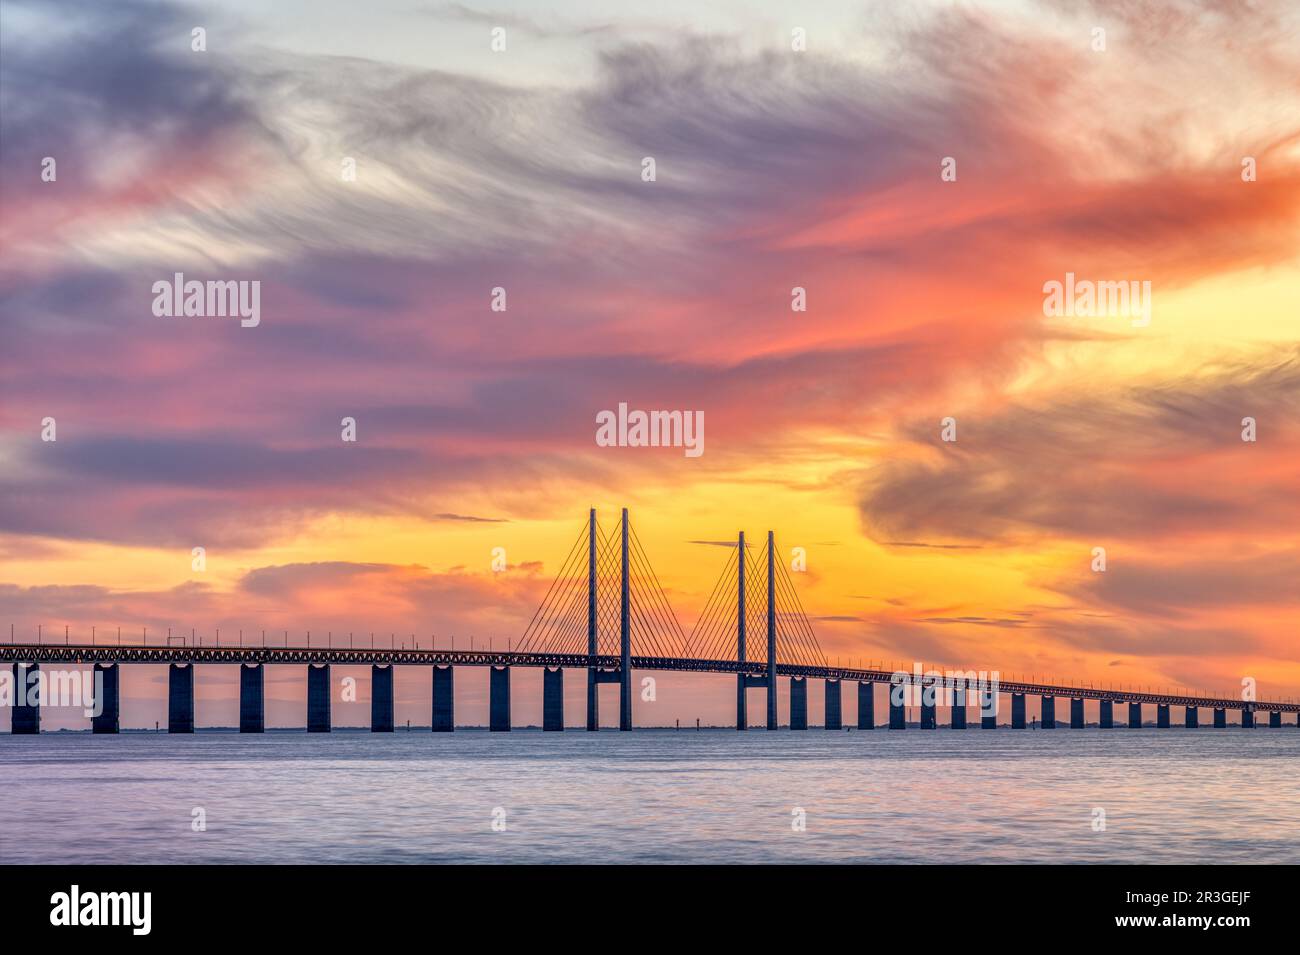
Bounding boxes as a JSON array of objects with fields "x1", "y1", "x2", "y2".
[{"x1": 4, "y1": 510, "x2": 1297, "y2": 733}]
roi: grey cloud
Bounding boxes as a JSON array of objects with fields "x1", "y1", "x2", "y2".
[{"x1": 858, "y1": 349, "x2": 1300, "y2": 544}]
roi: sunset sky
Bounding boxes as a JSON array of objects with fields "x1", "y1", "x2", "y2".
[{"x1": 2, "y1": 0, "x2": 1298, "y2": 728}]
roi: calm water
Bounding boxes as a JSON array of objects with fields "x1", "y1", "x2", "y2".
[{"x1": 2, "y1": 729, "x2": 1297, "y2": 864}]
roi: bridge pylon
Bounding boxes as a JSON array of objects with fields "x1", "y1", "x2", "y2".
[{"x1": 518, "y1": 508, "x2": 688, "y2": 730}]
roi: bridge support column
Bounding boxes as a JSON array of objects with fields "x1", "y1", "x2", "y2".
[
  {"x1": 307, "y1": 664, "x2": 331, "y2": 732},
  {"x1": 1269, "y1": 711, "x2": 1282, "y2": 728},
  {"x1": 1070, "y1": 697, "x2": 1084, "y2": 728},
  {"x1": 980, "y1": 690, "x2": 996, "y2": 729},
  {"x1": 588, "y1": 668, "x2": 621, "y2": 730},
  {"x1": 1241, "y1": 707, "x2": 1254, "y2": 728},
  {"x1": 168, "y1": 663, "x2": 194, "y2": 733},
  {"x1": 1041, "y1": 695, "x2": 1055, "y2": 728},
  {"x1": 12, "y1": 663, "x2": 39, "y2": 734},
  {"x1": 920, "y1": 690, "x2": 936, "y2": 729},
  {"x1": 857, "y1": 681, "x2": 874, "y2": 729},
  {"x1": 239, "y1": 664, "x2": 264, "y2": 733},
  {"x1": 1156, "y1": 703, "x2": 1170, "y2": 728},
  {"x1": 824, "y1": 679, "x2": 842, "y2": 730},
  {"x1": 490, "y1": 666, "x2": 511, "y2": 732},
  {"x1": 789, "y1": 677, "x2": 807, "y2": 730},
  {"x1": 1128, "y1": 701, "x2": 1141, "y2": 728},
  {"x1": 543, "y1": 667, "x2": 564, "y2": 731},
  {"x1": 92, "y1": 663, "x2": 119, "y2": 734},
  {"x1": 432, "y1": 665, "x2": 453, "y2": 731},
  {"x1": 1184, "y1": 706, "x2": 1198, "y2": 728},
  {"x1": 888, "y1": 680, "x2": 906, "y2": 729},
  {"x1": 371, "y1": 665, "x2": 394, "y2": 732},
  {"x1": 1213, "y1": 707, "x2": 1226, "y2": 728},
  {"x1": 1011, "y1": 693, "x2": 1026, "y2": 729},
  {"x1": 951, "y1": 688, "x2": 966, "y2": 729},
  {"x1": 1100, "y1": 699, "x2": 1113, "y2": 728}
]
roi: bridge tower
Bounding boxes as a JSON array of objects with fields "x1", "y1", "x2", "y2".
[
  {"x1": 523, "y1": 508, "x2": 686, "y2": 731},
  {"x1": 766, "y1": 530, "x2": 777, "y2": 730},
  {"x1": 619, "y1": 507, "x2": 632, "y2": 731},
  {"x1": 586, "y1": 508, "x2": 599, "y2": 731},
  {"x1": 734, "y1": 529, "x2": 778, "y2": 729},
  {"x1": 736, "y1": 530, "x2": 746, "y2": 729}
]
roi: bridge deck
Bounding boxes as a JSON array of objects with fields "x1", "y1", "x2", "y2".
[{"x1": 2, "y1": 643, "x2": 1295, "y2": 713}]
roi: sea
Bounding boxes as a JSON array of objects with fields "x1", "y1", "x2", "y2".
[{"x1": 2, "y1": 728, "x2": 1297, "y2": 864}]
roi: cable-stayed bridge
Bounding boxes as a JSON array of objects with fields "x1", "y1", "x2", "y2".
[{"x1": 2, "y1": 508, "x2": 1297, "y2": 733}]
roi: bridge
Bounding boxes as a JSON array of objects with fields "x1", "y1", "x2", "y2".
[{"x1": 3, "y1": 509, "x2": 1297, "y2": 733}]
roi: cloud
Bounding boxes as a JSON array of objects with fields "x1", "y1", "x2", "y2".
[
  {"x1": 1054, "y1": 550, "x2": 1300, "y2": 617},
  {"x1": 3, "y1": 0, "x2": 1300, "y2": 701},
  {"x1": 858, "y1": 349, "x2": 1300, "y2": 545},
  {"x1": 0, "y1": 560, "x2": 554, "y2": 638}
]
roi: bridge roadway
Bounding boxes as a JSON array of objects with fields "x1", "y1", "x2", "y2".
[{"x1": 2, "y1": 642, "x2": 1296, "y2": 714}]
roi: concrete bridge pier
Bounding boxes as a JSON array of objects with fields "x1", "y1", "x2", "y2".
[
  {"x1": 1100, "y1": 699, "x2": 1113, "y2": 728},
  {"x1": 1213, "y1": 707, "x2": 1226, "y2": 728},
  {"x1": 1070, "y1": 697, "x2": 1084, "y2": 728},
  {"x1": 1241, "y1": 707, "x2": 1254, "y2": 728},
  {"x1": 857, "y1": 681, "x2": 874, "y2": 729},
  {"x1": 371, "y1": 665, "x2": 394, "y2": 732},
  {"x1": 92, "y1": 663, "x2": 119, "y2": 734},
  {"x1": 1184, "y1": 706, "x2": 1198, "y2": 728},
  {"x1": 1128, "y1": 702, "x2": 1142, "y2": 728},
  {"x1": 432, "y1": 665, "x2": 454, "y2": 731},
  {"x1": 951, "y1": 688, "x2": 966, "y2": 729},
  {"x1": 889, "y1": 682, "x2": 906, "y2": 729},
  {"x1": 789, "y1": 677, "x2": 808, "y2": 730},
  {"x1": 1269, "y1": 710, "x2": 1281, "y2": 728},
  {"x1": 587, "y1": 668, "x2": 620, "y2": 730},
  {"x1": 1156, "y1": 703, "x2": 1170, "y2": 728},
  {"x1": 307, "y1": 663, "x2": 331, "y2": 732},
  {"x1": 12, "y1": 663, "x2": 39, "y2": 734},
  {"x1": 824, "y1": 679, "x2": 842, "y2": 730},
  {"x1": 239, "y1": 664, "x2": 264, "y2": 733},
  {"x1": 1041, "y1": 695, "x2": 1055, "y2": 728},
  {"x1": 736, "y1": 674, "x2": 766, "y2": 730},
  {"x1": 980, "y1": 690, "x2": 996, "y2": 729},
  {"x1": 1011, "y1": 693, "x2": 1026, "y2": 729},
  {"x1": 543, "y1": 667, "x2": 564, "y2": 731},
  {"x1": 920, "y1": 689, "x2": 936, "y2": 729},
  {"x1": 490, "y1": 666, "x2": 511, "y2": 732},
  {"x1": 736, "y1": 673, "x2": 747, "y2": 730},
  {"x1": 168, "y1": 663, "x2": 194, "y2": 733}
]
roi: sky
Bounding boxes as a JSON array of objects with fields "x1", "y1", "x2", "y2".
[{"x1": 2, "y1": 0, "x2": 1298, "y2": 728}]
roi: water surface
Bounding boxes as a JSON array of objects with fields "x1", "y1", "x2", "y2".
[{"x1": 2, "y1": 729, "x2": 1296, "y2": 863}]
